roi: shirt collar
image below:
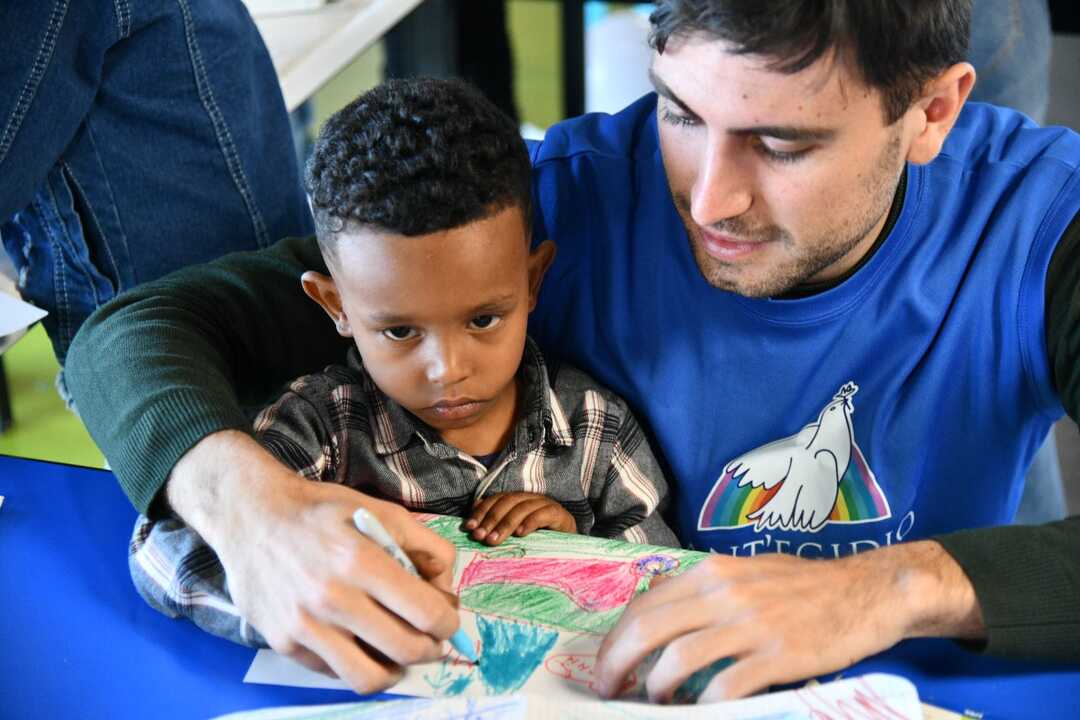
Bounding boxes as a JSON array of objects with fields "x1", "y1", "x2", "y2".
[
  {"x1": 348, "y1": 338, "x2": 574, "y2": 457},
  {"x1": 517, "y1": 337, "x2": 575, "y2": 450}
]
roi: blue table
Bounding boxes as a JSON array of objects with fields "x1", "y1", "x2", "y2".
[{"x1": 2, "y1": 454, "x2": 1079, "y2": 719}]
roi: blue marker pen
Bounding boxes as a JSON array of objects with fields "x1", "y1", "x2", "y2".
[{"x1": 352, "y1": 508, "x2": 478, "y2": 663}]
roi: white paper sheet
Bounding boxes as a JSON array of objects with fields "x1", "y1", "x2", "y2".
[
  {"x1": 247, "y1": 612, "x2": 606, "y2": 699},
  {"x1": 0, "y1": 292, "x2": 46, "y2": 341},
  {"x1": 220, "y1": 674, "x2": 922, "y2": 720}
]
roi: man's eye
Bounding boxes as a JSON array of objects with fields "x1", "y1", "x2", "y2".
[
  {"x1": 469, "y1": 315, "x2": 502, "y2": 330},
  {"x1": 661, "y1": 105, "x2": 699, "y2": 128},
  {"x1": 756, "y1": 140, "x2": 812, "y2": 164},
  {"x1": 382, "y1": 326, "x2": 417, "y2": 341}
]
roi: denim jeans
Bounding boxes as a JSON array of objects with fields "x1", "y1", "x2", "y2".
[{"x1": 0, "y1": 0, "x2": 313, "y2": 369}]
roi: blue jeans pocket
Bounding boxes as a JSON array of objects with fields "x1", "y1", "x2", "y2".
[{"x1": 1, "y1": 164, "x2": 121, "y2": 365}]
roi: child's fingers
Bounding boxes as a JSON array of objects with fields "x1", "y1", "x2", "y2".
[
  {"x1": 465, "y1": 494, "x2": 501, "y2": 531},
  {"x1": 488, "y1": 498, "x2": 553, "y2": 543},
  {"x1": 469, "y1": 494, "x2": 523, "y2": 541},
  {"x1": 517, "y1": 503, "x2": 577, "y2": 535},
  {"x1": 514, "y1": 505, "x2": 563, "y2": 536},
  {"x1": 475, "y1": 495, "x2": 532, "y2": 543}
]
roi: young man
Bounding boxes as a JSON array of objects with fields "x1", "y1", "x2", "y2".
[
  {"x1": 66, "y1": 0, "x2": 1080, "y2": 702},
  {"x1": 128, "y1": 78, "x2": 676, "y2": 647}
]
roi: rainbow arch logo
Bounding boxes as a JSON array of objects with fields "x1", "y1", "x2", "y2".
[{"x1": 697, "y1": 382, "x2": 892, "y2": 533}]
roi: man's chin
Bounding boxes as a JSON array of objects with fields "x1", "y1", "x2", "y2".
[
  {"x1": 704, "y1": 275, "x2": 786, "y2": 298},
  {"x1": 691, "y1": 248, "x2": 799, "y2": 298}
]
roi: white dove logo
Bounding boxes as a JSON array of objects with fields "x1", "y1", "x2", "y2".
[{"x1": 726, "y1": 382, "x2": 861, "y2": 532}]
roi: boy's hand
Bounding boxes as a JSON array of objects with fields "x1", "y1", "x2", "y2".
[{"x1": 464, "y1": 492, "x2": 577, "y2": 545}]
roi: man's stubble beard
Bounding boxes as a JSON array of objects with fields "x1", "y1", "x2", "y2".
[{"x1": 673, "y1": 127, "x2": 905, "y2": 298}]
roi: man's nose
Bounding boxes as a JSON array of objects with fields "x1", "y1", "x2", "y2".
[
  {"x1": 690, "y1": 137, "x2": 754, "y2": 227},
  {"x1": 424, "y1": 336, "x2": 469, "y2": 386}
]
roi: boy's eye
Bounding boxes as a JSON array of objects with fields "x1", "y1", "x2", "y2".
[
  {"x1": 469, "y1": 315, "x2": 501, "y2": 330},
  {"x1": 382, "y1": 326, "x2": 417, "y2": 341}
]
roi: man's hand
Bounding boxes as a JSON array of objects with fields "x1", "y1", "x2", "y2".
[
  {"x1": 166, "y1": 431, "x2": 460, "y2": 693},
  {"x1": 464, "y1": 492, "x2": 577, "y2": 545},
  {"x1": 595, "y1": 541, "x2": 985, "y2": 703}
]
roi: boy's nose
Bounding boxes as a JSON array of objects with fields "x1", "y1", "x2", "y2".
[{"x1": 425, "y1": 339, "x2": 468, "y2": 387}]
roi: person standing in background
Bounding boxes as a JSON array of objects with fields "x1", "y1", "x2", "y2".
[
  {"x1": 970, "y1": 0, "x2": 1052, "y2": 123},
  {"x1": 969, "y1": 0, "x2": 1067, "y2": 525},
  {"x1": 383, "y1": 0, "x2": 519, "y2": 123},
  {"x1": 0, "y1": 0, "x2": 313, "y2": 398}
]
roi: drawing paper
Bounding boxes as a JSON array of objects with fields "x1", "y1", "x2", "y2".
[
  {"x1": 246, "y1": 514, "x2": 707, "y2": 699},
  {"x1": 223, "y1": 674, "x2": 922, "y2": 719}
]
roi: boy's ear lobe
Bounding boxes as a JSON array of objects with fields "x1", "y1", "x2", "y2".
[
  {"x1": 905, "y1": 62, "x2": 976, "y2": 166},
  {"x1": 527, "y1": 240, "x2": 557, "y2": 311},
  {"x1": 301, "y1": 270, "x2": 352, "y2": 337}
]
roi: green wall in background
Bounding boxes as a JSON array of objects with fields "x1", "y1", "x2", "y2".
[
  {"x1": 310, "y1": 0, "x2": 563, "y2": 134},
  {"x1": 508, "y1": 0, "x2": 563, "y2": 129},
  {"x1": 0, "y1": 326, "x2": 105, "y2": 468},
  {"x1": 312, "y1": 43, "x2": 384, "y2": 130}
]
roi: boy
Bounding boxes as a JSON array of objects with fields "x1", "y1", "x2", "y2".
[{"x1": 129, "y1": 77, "x2": 677, "y2": 647}]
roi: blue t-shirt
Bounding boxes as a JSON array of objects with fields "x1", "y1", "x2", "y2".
[{"x1": 527, "y1": 94, "x2": 1080, "y2": 558}]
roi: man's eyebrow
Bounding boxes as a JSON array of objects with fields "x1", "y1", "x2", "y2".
[
  {"x1": 648, "y1": 68, "x2": 698, "y2": 118},
  {"x1": 728, "y1": 125, "x2": 837, "y2": 142},
  {"x1": 649, "y1": 68, "x2": 837, "y2": 142}
]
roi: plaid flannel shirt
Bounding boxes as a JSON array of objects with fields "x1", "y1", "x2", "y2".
[{"x1": 129, "y1": 338, "x2": 677, "y2": 646}]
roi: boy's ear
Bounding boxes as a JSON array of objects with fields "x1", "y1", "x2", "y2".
[
  {"x1": 301, "y1": 271, "x2": 353, "y2": 337},
  {"x1": 905, "y1": 62, "x2": 976, "y2": 166},
  {"x1": 526, "y1": 240, "x2": 557, "y2": 311}
]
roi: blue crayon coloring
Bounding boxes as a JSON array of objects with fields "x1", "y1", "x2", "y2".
[
  {"x1": 352, "y1": 508, "x2": 478, "y2": 662},
  {"x1": 475, "y1": 616, "x2": 559, "y2": 694},
  {"x1": 672, "y1": 657, "x2": 733, "y2": 702}
]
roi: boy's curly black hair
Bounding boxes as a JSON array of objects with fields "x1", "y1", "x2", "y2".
[{"x1": 305, "y1": 77, "x2": 531, "y2": 260}]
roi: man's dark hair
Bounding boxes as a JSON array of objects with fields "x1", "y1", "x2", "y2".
[
  {"x1": 649, "y1": 0, "x2": 972, "y2": 123},
  {"x1": 306, "y1": 77, "x2": 531, "y2": 259}
]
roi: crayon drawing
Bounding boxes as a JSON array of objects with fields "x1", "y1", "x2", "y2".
[
  {"x1": 475, "y1": 617, "x2": 560, "y2": 694},
  {"x1": 458, "y1": 553, "x2": 679, "y2": 634},
  {"x1": 399, "y1": 515, "x2": 707, "y2": 698},
  {"x1": 247, "y1": 514, "x2": 709, "y2": 699},
  {"x1": 423, "y1": 662, "x2": 475, "y2": 697},
  {"x1": 422, "y1": 513, "x2": 703, "y2": 637}
]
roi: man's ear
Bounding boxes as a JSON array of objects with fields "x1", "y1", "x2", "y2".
[
  {"x1": 905, "y1": 62, "x2": 976, "y2": 166},
  {"x1": 301, "y1": 270, "x2": 352, "y2": 337},
  {"x1": 526, "y1": 240, "x2": 557, "y2": 312}
]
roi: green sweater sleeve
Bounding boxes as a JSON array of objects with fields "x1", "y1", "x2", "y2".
[
  {"x1": 935, "y1": 518, "x2": 1080, "y2": 661},
  {"x1": 64, "y1": 236, "x2": 349, "y2": 515},
  {"x1": 934, "y1": 208, "x2": 1080, "y2": 661}
]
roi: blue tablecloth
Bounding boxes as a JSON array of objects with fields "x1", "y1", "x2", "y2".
[{"x1": 2, "y1": 454, "x2": 1078, "y2": 719}]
